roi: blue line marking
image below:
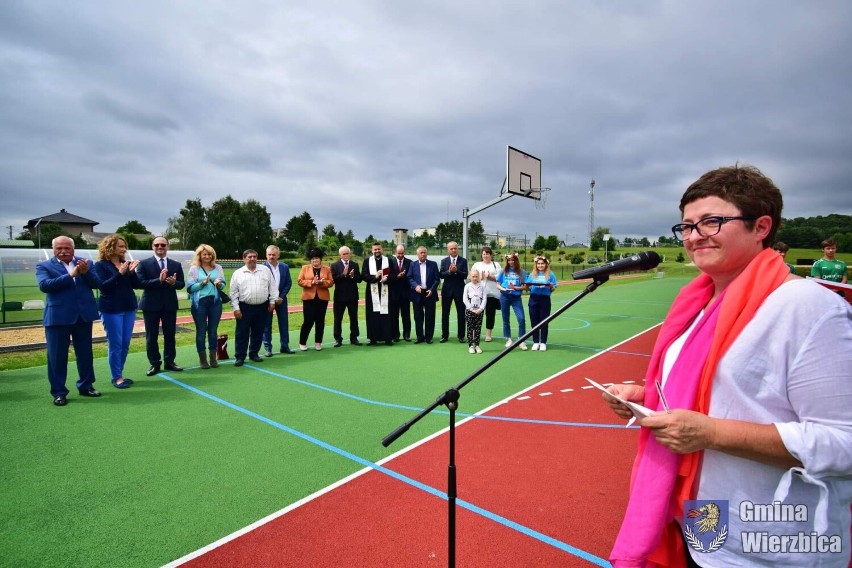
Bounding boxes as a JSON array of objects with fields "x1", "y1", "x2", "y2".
[
  {"x1": 161, "y1": 375, "x2": 612, "y2": 566},
  {"x1": 226, "y1": 364, "x2": 630, "y2": 429}
]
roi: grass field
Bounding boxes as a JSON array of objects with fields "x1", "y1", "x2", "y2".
[{"x1": 0, "y1": 274, "x2": 686, "y2": 567}]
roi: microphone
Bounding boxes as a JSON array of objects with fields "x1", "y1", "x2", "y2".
[{"x1": 572, "y1": 251, "x2": 661, "y2": 281}]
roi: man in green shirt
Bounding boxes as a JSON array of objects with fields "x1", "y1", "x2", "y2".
[{"x1": 811, "y1": 238, "x2": 848, "y2": 284}]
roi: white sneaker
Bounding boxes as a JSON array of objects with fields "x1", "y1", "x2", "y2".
[
  {"x1": 505, "y1": 338, "x2": 513, "y2": 348},
  {"x1": 485, "y1": 335, "x2": 492, "y2": 342},
  {"x1": 475, "y1": 345, "x2": 482, "y2": 354},
  {"x1": 540, "y1": 344, "x2": 547, "y2": 352},
  {"x1": 299, "y1": 345, "x2": 308, "y2": 351},
  {"x1": 519, "y1": 342, "x2": 528, "y2": 351},
  {"x1": 314, "y1": 343, "x2": 322, "y2": 351},
  {"x1": 468, "y1": 346, "x2": 475, "y2": 354},
  {"x1": 531, "y1": 343, "x2": 540, "y2": 351}
]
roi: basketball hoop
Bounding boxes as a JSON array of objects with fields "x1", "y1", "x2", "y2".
[{"x1": 533, "y1": 187, "x2": 551, "y2": 210}]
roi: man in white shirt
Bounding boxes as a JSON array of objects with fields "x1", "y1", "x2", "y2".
[{"x1": 229, "y1": 249, "x2": 276, "y2": 366}]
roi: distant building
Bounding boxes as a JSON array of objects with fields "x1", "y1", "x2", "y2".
[
  {"x1": 392, "y1": 228, "x2": 408, "y2": 247},
  {"x1": 26, "y1": 209, "x2": 99, "y2": 237}
]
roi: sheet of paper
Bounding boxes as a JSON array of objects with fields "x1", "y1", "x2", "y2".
[{"x1": 585, "y1": 378, "x2": 654, "y2": 419}]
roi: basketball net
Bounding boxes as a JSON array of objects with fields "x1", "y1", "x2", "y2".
[{"x1": 532, "y1": 187, "x2": 550, "y2": 210}]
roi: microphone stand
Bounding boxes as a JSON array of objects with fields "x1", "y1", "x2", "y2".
[{"x1": 382, "y1": 275, "x2": 610, "y2": 567}]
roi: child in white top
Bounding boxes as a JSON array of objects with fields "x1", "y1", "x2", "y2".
[{"x1": 462, "y1": 269, "x2": 486, "y2": 353}]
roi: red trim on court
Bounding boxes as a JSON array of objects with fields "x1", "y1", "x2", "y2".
[{"x1": 180, "y1": 328, "x2": 661, "y2": 567}]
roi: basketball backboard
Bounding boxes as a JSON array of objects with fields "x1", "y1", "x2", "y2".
[{"x1": 506, "y1": 146, "x2": 542, "y2": 200}]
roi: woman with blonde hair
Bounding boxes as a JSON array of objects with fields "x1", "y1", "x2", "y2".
[
  {"x1": 524, "y1": 255, "x2": 557, "y2": 351},
  {"x1": 94, "y1": 234, "x2": 140, "y2": 388},
  {"x1": 186, "y1": 244, "x2": 226, "y2": 368}
]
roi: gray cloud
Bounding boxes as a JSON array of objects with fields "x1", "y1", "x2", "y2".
[{"x1": 1, "y1": 0, "x2": 850, "y2": 246}]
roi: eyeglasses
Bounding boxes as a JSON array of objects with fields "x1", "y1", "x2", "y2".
[
  {"x1": 153, "y1": 243, "x2": 168, "y2": 248},
  {"x1": 671, "y1": 216, "x2": 757, "y2": 241}
]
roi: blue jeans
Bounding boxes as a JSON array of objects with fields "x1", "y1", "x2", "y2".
[
  {"x1": 500, "y1": 294, "x2": 525, "y2": 339},
  {"x1": 101, "y1": 310, "x2": 136, "y2": 379},
  {"x1": 191, "y1": 296, "x2": 223, "y2": 352}
]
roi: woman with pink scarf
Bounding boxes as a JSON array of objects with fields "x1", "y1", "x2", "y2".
[{"x1": 604, "y1": 165, "x2": 852, "y2": 568}]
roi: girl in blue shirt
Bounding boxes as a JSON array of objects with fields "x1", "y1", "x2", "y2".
[
  {"x1": 525, "y1": 256, "x2": 557, "y2": 351},
  {"x1": 496, "y1": 252, "x2": 527, "y2": 349}
]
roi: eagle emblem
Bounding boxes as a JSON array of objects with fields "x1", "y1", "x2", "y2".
[{"x1": 683, "y1": 500, "x2": 728, "y2": 553}]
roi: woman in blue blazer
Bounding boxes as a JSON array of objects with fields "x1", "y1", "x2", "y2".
[{"x1": 94, "y1": 235, "x2": 140, "y2": 388}]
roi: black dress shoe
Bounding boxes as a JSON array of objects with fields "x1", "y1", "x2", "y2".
[
  {"x1": 439, "y1": 337, "x2": 448, "y2": 343},
  {"x1": 333, "y1": 341, "x2": 343, "y2": 348},
  {"x1": 367, "y1": 341, "x2": 377, "y2": 346},
  {"x1": 426, "y1": 339, "x2": 433, "y2": 344},
  {"x1": 458, "y1": 337, "x2": 465, "y2": 343},
  {"x1": 385, "y1": 340, "x2": 393, "y2": 346},
  {"x1": 280, "y1": 347, "x2": 295, "y2": 354},
  {"x1": 249, "y1": 355, "x2": 263, "y2": 363},
  {"x1": 165, "y1": 362, "x2": 183, "y2": 372},
  {"x1": 414, "y1": 339, "x2": 424, "y2": 344},
  {"x1": 234, "y1": 358, "x2": 244, "y2": 367},
  {"x1": 146, "y1": 364, "x2": 161, "y2": 376},
  {"x1": 53, "y1": 396, "x2": 67, "y2": 406},
  {"x1": 351, "y1": 340, "x2": 363, "y2": 346},
  {"x1": 78, "y1": 388, "x2": 101, "y2": 397},
  {"x1": 403, "y1": 337, "x2": 412, "y2": 342}
]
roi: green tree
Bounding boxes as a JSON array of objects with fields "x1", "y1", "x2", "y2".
[
  {"x1": 533, "y1": 235, "x2": 547, "y2": 250},
  {"x1": 545, "y1": 235, "x2": 560, "y2": 250},
  {"x1": 468, "y1": 220, "x2": 486, "y2": 248},
  {"x1": 322, "y1": 224, "x2": 337, "y2": 237},
  {"x1": 167, "y1": 198, "x2": 207, "y2": 250},
  {"x1": 435, "y1": 220, "x2": 463, "y2": 245},
  {"x1": 281, "y1": 212, "x2": 317, "y2": 250},
  {"x1": 116, "y1": 220, "x2": 150, "y2": 235}
]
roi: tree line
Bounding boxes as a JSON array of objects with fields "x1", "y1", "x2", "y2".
[{"x1": 16, "y1": 199, "x2": 850, "y2": 256}]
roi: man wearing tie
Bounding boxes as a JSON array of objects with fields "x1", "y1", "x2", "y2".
[
  {"x1": 137, "y1": 236, "x2": 185, "y2": 376},
  {"x1": 409, "y1": 245, "x2": 440, "y2": 343},
  {"x1": 439, "y1": 241, "x2": 468, "y2": 343},
  {"x1": 330, "y1": 245, "x2": 362, "y2": 347},
  {"x1": 389, "y1": 244, "x2": 412, "y2": 342},
  {"x1": 262, "y1": 245, "x2": 295, "y2": 356},
  {"x1": 36, "y1": 236, "x2": 103, "y2": 406}
]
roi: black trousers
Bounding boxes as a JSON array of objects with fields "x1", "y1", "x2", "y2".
[
  {"x1": 143, "y1": 309, "x2": 177, "y2": 365},
  {"x1": 441, "y1": 294, "x2": 466, "y2": 340},
  {"x1": 235, "y1": 303, "x2": 268, "y2": 359},
  {"x1": 300, "y1": 298, "x2": 328, "y2": 345},
  {"x1": 332, "y1": 297, "x2": 360, "y2": 342}
]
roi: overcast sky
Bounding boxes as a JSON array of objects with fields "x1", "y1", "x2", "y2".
[{"x1": 2, "y1": 1, "x2": 851, "y2": 248}]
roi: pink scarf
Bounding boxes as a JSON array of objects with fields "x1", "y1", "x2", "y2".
[{"x1": 610, "y1": 248, "x2": 790, "y2": 567}]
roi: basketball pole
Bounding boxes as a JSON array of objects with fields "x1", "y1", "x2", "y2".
[{"x1": 461, "y1": 177, "x2": 513, "y2": 261}]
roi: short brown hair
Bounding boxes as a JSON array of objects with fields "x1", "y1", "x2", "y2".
[{"x1": 679, "y1": 164, "x2": 783, "y2": 248}]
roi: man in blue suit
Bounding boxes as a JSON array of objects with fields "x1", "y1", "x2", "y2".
[
  {"x1": 439, "y1": 241, "x2": 468, "y2": 343},
  {"x1": 408, "y1": 245, "x2": 440, "y2": 343},
  {"x1": 136, "y1": 236, "x2": 185, "y2": 375},
  {"x1": 36, "y1": 236, "x2": 103, "y2": 406},
  {"x1": 262, "y1": 245, "x2": 295, "y2": 356}
]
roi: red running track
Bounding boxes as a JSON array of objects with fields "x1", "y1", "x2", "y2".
[{"x1": 177, "y1": 327, "x2": 661, "y2": 567}]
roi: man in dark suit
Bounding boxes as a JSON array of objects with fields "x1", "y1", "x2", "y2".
[
  {"x1": 388, "y1": 244, "x2": 412, "y2": 342},
  {"x1": 330, "y1": 245, "x2": 362, "y2": 347},
  {"x1": 408, "y1": 245, "x2": 440, "y2": 343},
  {"x1": 439, "y1": 241, "x2": 468, "y2": 343},
  {"x1": 136, "y1": 236, "x2": 185, "y2": 375},
  {"x1": 262, "y1": 245, "x2": 295, "y2": 356},
  {"x1": 36, "y1": 236, "x2": 103, "y2": 406}
]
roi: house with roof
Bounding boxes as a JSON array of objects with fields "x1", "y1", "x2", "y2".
[{"x1": 25, "y1": 209, "x2": 99, "y2": 241}]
